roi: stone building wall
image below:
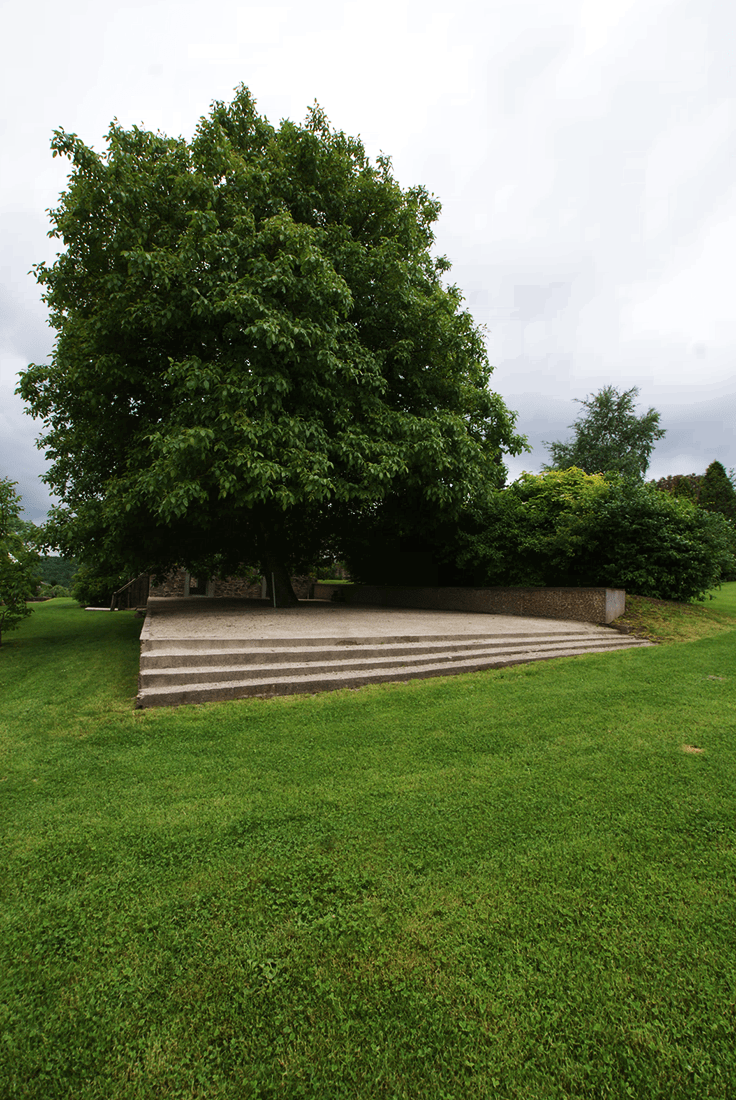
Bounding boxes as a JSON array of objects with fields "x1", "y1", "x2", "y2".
[
  {"x1": 212, "y1": 574, "x2": 264, "y2": 598},
  {"x1": 149, "y1": 568, "x2": 315, "y2": 599},
  {"x1": 149, "y1": 569, "x2": 187, "y2": 597}
]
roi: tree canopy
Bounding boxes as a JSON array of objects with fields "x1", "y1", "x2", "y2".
[
  {"x1": 544, "y1": 385, "x2": 665, "y2": 479},
  {"x1": 19, "y1": 87, "x2": 526, "y2": 603}
]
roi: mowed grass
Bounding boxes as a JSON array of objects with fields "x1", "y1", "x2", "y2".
[{"x1": 1, "y1": 592, "x2": 735, "y2": 1099}]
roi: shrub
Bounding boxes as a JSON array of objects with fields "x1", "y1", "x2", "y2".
[
  {"x1": 457, "y1": 469, "x2": 609, "y2": 588},
  {"x1": 71, "y1": 566, "x2": 131, "y2": 608},
  {"x1": 47, "y1": 584, "x2": 71, "y2": 598},
  {"x1": 461, "y1": 469, "x2": 736, "y2": 601},
  {"x1": 585, "y1": 478, "x2": 735, "y2": 600}
]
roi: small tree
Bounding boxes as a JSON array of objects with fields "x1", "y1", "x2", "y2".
[
  {"x1": 544, "y1": 385, "x2": 665, "y2": 479},
  {"x1": 0, "y1": 479, "x2": 40, "y2": 646}
]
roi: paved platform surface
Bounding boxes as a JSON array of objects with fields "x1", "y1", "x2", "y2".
[{"x1": 141, "y1": 596, "x2": 621, "y2": 643}]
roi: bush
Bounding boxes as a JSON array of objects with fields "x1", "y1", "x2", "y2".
[
  {"x1": 461, "y1": 469, "x2": 736, "y2": 601},
  {"x1": 457, "y1": 469, "x2": 609, "y2": 589},
  {"x1": 71, "y1": 566, "x2": 131, "y2": 608},
  {"x1": 586, "y1": 478, "x2": 735, "y2": 600},
  {"x1": 314, "y1": 559, "x2": 350, "y2": 581},
  {"x1": 47, "y1": 584, "x2": 71, "y2": 598}
]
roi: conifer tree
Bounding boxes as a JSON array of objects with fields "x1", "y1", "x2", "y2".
[{"x1": 699, "y1": 461, "x2": 736, "y2": 522}]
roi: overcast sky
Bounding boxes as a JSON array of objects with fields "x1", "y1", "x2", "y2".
[{"x1": 1, "y1": 0, "x2": 734, "y2": 522}]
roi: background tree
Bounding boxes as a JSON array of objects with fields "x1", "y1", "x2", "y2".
[
  {"x1": 69, "y1": 564, "x2": 132, "y2": 609},
  {"x1": 653, "y1": 464, "x2": 736, "y2": 519},
  {"x1": 0, "y1": 478, "x2": 41, "y2": 646},
  {"x1": 544, "y1": 385, "x2": 665, "y2": 478},
  {"x1": 653, "y1": 473, "x2": 702, "y2": 501},
  {"x1": 18, "y1": 87, "x2": 526, "y2": 605},
  {"x1": 698, "y1": 461, "x2": 736, "y2": 522}
]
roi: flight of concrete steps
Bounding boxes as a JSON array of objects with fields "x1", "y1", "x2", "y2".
[{"x1": 136, "y1": 628, "x2": 651, "y2": 708}]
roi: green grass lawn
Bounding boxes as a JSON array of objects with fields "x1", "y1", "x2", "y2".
[{"x1": 1, "y1": 592, "x2": 735, "y2": 1099}]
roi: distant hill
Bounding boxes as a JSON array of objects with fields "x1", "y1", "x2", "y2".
[{"x1": 37, "y1": 556, "x2": 78, "y2": 588}]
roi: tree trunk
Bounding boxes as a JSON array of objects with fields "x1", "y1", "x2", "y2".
[{"x1": 261, "y1": 546, "x2": 299, "y2": 608}]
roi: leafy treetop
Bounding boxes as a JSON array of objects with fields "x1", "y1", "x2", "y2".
[{"x1": 544, "y1": 385, "x2": 665, "y2": 479}]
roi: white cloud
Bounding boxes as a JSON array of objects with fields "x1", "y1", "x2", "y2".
[{"x1": 622, "y1": 207, "x2": 736, "y2": 350}]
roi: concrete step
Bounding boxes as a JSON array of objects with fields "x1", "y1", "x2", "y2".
[
  {"x1": 136, "y1": 632, "x2": 651, "y2": 707},
  {"x1": 139, "y1": 633, "x2": 645, "y2": 667},
  {"x1": 139, "y1": 630, "x2": 559, "y2": 653},
  {"x1": 139, "y1": 635, "x2": 645, "y2": 687}
]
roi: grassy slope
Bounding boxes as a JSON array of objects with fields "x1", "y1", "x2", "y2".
[
  {"x1": 614, "y1": 585, "x2": 736, "y2": 643},
  {"x1": 1, "y1": 594, "x2": 735, "y2": 1099}
]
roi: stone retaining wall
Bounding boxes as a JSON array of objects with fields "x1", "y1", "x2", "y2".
[{"x1": 312, "y1": 584, "x2": 625, "y2": 624}]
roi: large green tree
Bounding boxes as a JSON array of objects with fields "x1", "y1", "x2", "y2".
[
  {"x1": 19, "y1": 87, "x2": 525, "y2": 604},
  {"x1": 544, "y1": 385, "x2": 665, "y2": 479}
]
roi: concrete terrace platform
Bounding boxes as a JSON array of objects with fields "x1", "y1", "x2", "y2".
[{"x1": 137, "y1": 597, "x2": 652, "y2": 708}]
